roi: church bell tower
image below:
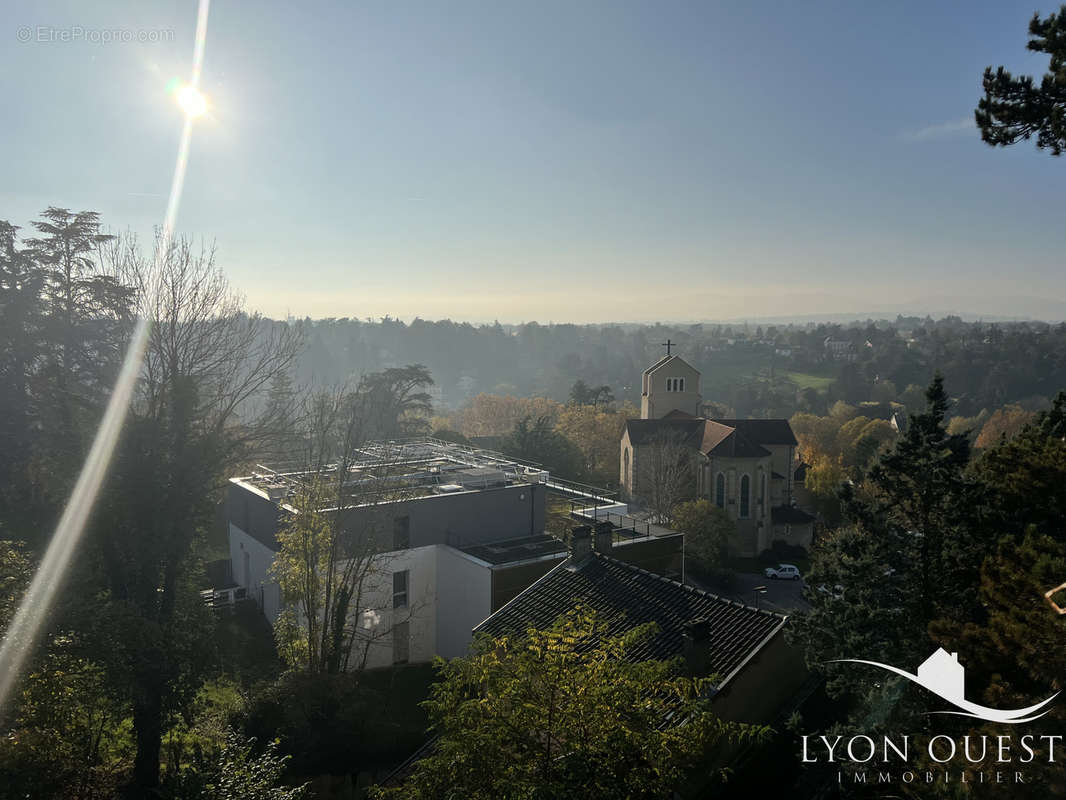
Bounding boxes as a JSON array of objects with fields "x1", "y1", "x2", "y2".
[{"x1": 640, "y1": 340, "x2": 703, "y2": 419}]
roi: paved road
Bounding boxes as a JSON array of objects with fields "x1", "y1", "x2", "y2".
[{"x1": 689, "y1": 570, "x2": 811, "y2": 615}]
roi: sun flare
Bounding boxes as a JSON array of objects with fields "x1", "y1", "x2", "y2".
[{"x1": 176, "y1": 85, "x2": 207, "y2": 117}]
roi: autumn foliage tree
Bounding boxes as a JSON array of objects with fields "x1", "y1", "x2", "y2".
[{"x1": 373, "y1": 608, "x2": 762, "y2": 800}]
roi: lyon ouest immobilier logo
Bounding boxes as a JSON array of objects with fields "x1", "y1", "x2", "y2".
[{"x1": 800, "y1": 648, "x2": 1062, "y2": 788}]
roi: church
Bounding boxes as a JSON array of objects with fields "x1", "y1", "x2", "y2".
[{"x1": 619, "y1": 348, "x2": 815, "y2": 557}]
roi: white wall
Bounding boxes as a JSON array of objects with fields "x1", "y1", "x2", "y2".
[
  {"x1": 434, "y1": 546, "x2": 493, "y2": 658},
  {"x1": 229, "y1": 523, "x2": 283, "y2": 622},
  {"x1": 353, "y1": 545, "x2": 439, "y2": 670},
  {"x1": 229, "y1": 526, "x2": 496, "y2": 667}
]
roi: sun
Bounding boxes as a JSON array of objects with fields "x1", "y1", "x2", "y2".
[{"x1": 176, "y1": 85, "x2": 208, "y2": 118}]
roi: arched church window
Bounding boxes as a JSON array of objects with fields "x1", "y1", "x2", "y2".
[
  {"x1": 740, "y1": 475, "x2": 750, "y2": 518},
  {"x1": 715, "y1": 473, "x2": 725, "y2": 508},
  {"x1": 623, "y1": 448, "x2": 629, "y2": 486}
]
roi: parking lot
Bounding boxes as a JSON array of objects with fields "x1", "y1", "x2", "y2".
[{"x1": 689, "y1": 569, "x2": 811, "y2": 615}]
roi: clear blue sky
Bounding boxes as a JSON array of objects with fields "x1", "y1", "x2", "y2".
[{"x1": 2, "y1": 1, "x2": 1063, "y2": 322}]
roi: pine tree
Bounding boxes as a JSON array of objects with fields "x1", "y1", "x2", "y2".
[{"x1": 976, "y1": 5, "x2": 1066, "y2": 155}]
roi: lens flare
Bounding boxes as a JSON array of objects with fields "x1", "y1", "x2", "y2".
[
  {"x1": 0, "y1": 0, "x2": 212, "y2": 715},
  {"x1": 177, "y1": 85, "x2": 207, "y2": 117}
]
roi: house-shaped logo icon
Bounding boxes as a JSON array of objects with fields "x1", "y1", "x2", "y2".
[
  {"x1": 831, "y1": 648, "x2": 1058, "y2": 724},
  {"x1": 916, "y1": 648, "x2": 965, "y2": 704}
]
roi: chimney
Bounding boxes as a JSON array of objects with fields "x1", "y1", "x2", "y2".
[
  {"x1": 594, "y1": 521, "x2": 614, "y2": 553},
  {"x1": 682, "y1": 619, "x2": 712, "y2": 676},
  {"x1": 570, "y1": 525, "x2": 593, "y2": 560}
]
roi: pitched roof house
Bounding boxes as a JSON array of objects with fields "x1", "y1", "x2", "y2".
[{"x1": 475, "y1": 527, "x2": 808, "y2": 724}]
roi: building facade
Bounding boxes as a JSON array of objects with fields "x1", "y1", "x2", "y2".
[{"x1": 620, "y1": 355, "x2": 815, "y2": 556}]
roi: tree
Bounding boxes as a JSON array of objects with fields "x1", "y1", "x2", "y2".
[
  {"x1": 0, "y1": 541, "x2": 30, "y2": 636},
  {"x1": 0, "y1": 223, "x2": 43, "y2": 513},
  {"x1": 553, "y1": 402, "x2": 634, "y2": 487},
  {"x1": 973, "y1": 391, "x2": 1066, "y2": 543},
  {"x1": 502, "y1": 415, "x2": 585, "y2": 480},
  {"x1": 976, "y1": 6, "x2": 1066, "y2": 155},
  {"x1": 634, "y1": 429, "x2": 695, "y2": 524},
  {"x1": 672, "y1": 499, "x2": 735, "y2": 573},
  {"x1": 972, "y1": 403, "x2": 1036, "y2": 449},
  {"x1": 88, "y1": 234, "x2": 300, "y2": 794},
  {"x1": 792, "y1": 377, "x2": 994, "y2": 725},
  {"x1": 373, "y1": 608, "x2": 761, "y2": 799},
  {"x1": 27, "y1": 208, "x2": 132, "y2": 461},
  {"x1": 358, "y1": 364, "x2": 434, "y2": 439},
  {"x1": 199, "y1": 732, "x2": 308, "y2": 800},
  {"x1": 569, "y1": 379, "x2": 614, "y2": 409},
  {"x1": 447, "y1": 394, "x2": 563, "y2": 438},
  {"x1": 271, "y1": 387, "x2": 423, "y2": 675},
  {"x1": 914, "y1": 532, "x2": 1066, "y2": 798}
]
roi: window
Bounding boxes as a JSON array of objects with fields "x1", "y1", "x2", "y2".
[
  {"x1": 392, "y1": 515, "x2": 410, "y2": 550},
  {"x1": 665, "y1": 377, "x2": 686, "y2": 392},
  {"x1": 715, "y1": 473, "x2": 725, "y2": 508},
  {"x1": 392, "y1": 620, "x2": 410, "y2": 664},
  {"x1": 739, "y1": 475, "x2": 750, "y2": 518},
  {"x1": 759, "y1": 472, "x2": 766, "y2": 507},
  {"x1": 393, "y1": 570, "x2": 409, "y2": 609},
  {"x1": 623, "y1": 448, "x2": 629, "y2": 486}
]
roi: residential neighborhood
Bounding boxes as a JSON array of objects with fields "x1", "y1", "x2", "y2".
[{"x1": 3, "y1": 2, "x2": 1066, "y2": 798}]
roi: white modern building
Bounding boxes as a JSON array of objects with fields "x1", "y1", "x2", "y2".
[{"x1": 228, "y1": 439, "x2": 560, "y2": 669}]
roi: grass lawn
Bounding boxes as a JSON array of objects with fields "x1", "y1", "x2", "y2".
[{"x1": 784, "y1": 371, "x2": 835, "y2": 392}]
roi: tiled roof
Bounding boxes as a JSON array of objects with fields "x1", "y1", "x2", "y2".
[
  {"x1": 624, "y1": 418, "x2": 797, "y2": 457},
  {"x1": 623, "y1": 418, "x2": 705, "y2": 447},
  {"x1": 662, "y1": 408, "x2": 699, "y2": 420},
  {"x1": 702, "y1": 423, "x2": 770, "y2": 458},
  {"x1": 643, "y1": 354, "x2": 696, "y2": 376},
  {"x1": 474, "y1": 552, "x2": 786, "y2": 687},
  {"x1": 710, "y1": 419, "x2": 799, "y2": 447}
]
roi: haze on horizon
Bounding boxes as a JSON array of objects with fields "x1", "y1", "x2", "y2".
[{"x1": 3, "y1": 0, "x2": 1063, "y2": 324}]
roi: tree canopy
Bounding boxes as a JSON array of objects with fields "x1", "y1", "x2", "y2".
[
  {"x1": 373, "y1": 608, "x2": 762, "y2": 800},
  {"x1": 977, "y1": 5, "x2": 1066, "y2": 155}
]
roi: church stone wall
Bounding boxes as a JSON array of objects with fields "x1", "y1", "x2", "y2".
[{"x1": 641, "y1": 357, "x2": 702, "y2": 419}]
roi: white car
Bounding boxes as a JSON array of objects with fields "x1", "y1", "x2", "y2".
[{"x1": 764, "y1": 563, "x2": 801, "y2": 581}]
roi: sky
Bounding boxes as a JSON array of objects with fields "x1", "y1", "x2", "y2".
[{"x1": 2, "y1": 0, "x2": 1063, "y2": 323}]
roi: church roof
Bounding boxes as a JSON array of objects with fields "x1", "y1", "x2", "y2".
[
  {"x1": 709, "y1": 419, "x2": 799, "y2": 447},
  {"x1": 623, "y1": 418, "x2": 705, "y2": 448},
  {"x1": 701, "y1": 423, "x2": 770, "y2": 458},
  {"x1": 625, "y1": 417, "x2": 785, "y2": 459},
  {"x1": 642, "y1": 354, "x2": 696, "y2": 376},
  {"x1": 662, "y1": 408, "x2": 699, "y2": 420}
]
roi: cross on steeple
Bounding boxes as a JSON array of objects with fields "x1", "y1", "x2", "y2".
[{"x1": 661, "y1": 339, "x2": 675, "y2": 356}]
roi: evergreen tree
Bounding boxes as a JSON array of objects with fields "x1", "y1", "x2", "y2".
[
  {"x1": 792, "y1": 377, "x2": 994, "y2": 726},
  {"x1": 0, "y1": 222, "x2": 43, "y2": 522},
  {"x1": 973, "y1": 391, "x2": 1066, "y2": 537},
  {"x1": 976, "y1": 5, "x2": 1066, "y2": 155}
]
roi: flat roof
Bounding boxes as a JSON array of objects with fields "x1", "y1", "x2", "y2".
[
  {"x1": 233, "y1": 438, "x2": 548, "y2": 508},
  {"x1": 459, "y1": 533, "x2": 569, "y2": 566}
]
